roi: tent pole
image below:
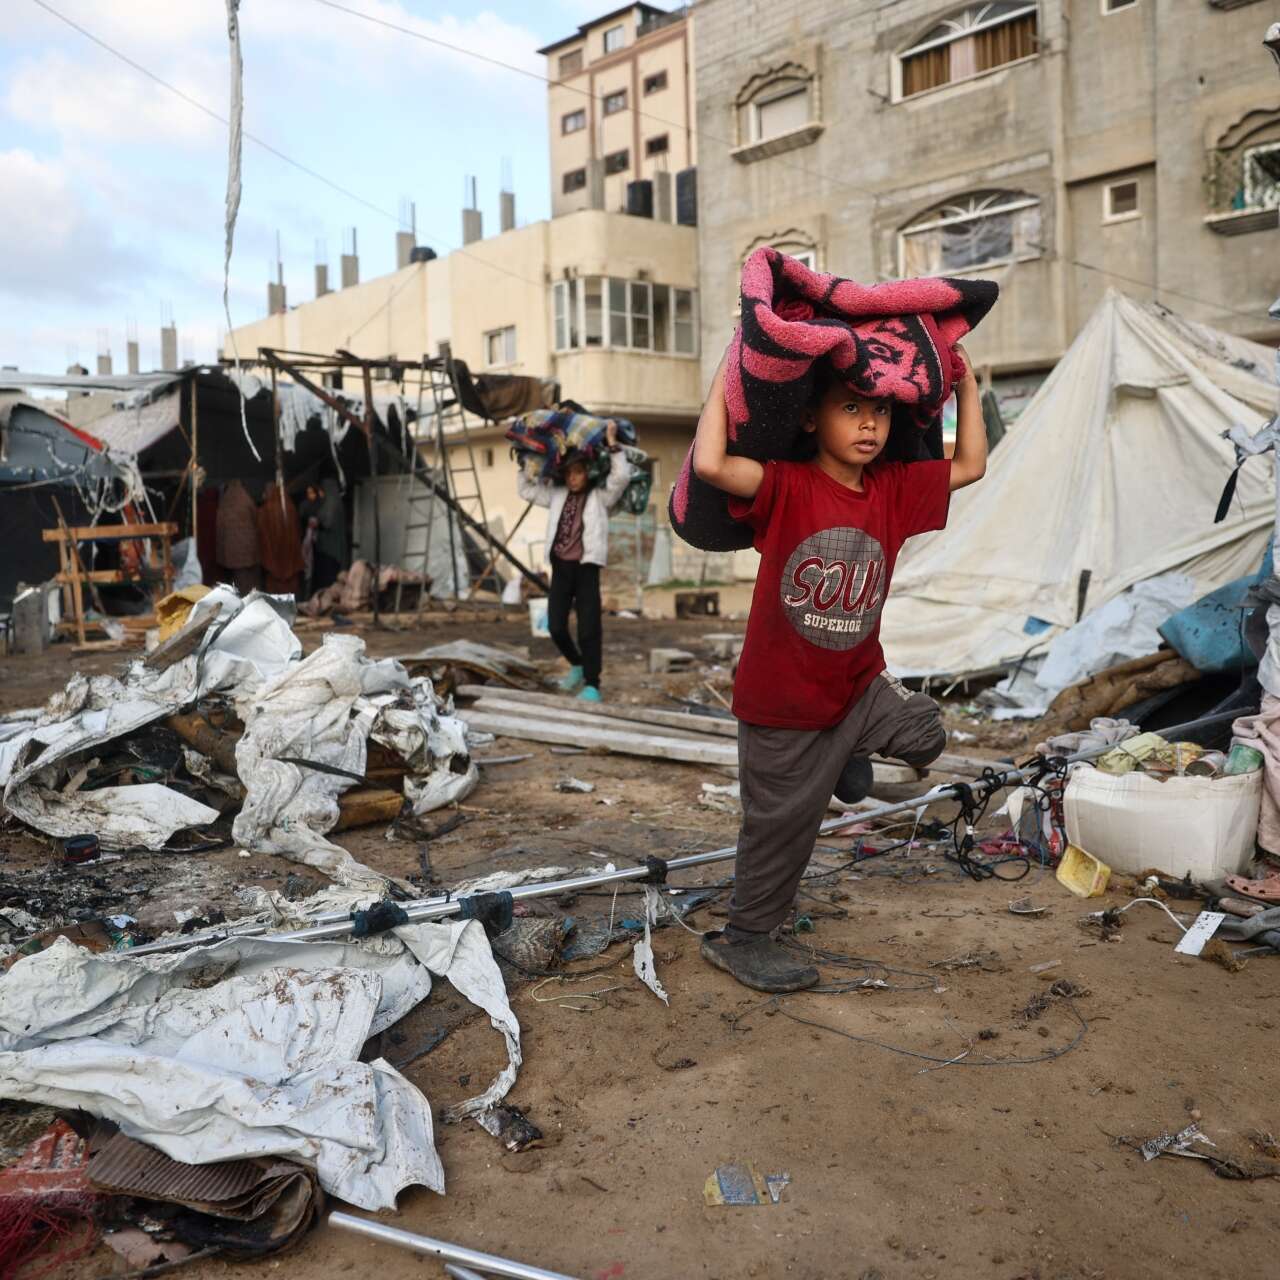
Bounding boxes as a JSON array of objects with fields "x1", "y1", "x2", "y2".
[
  {"x1": 362, "y1": 361, "x2": 381, "y2": 628},
  {"x1": 189, "y1": 378, "x2": 199, "y2": 557}
]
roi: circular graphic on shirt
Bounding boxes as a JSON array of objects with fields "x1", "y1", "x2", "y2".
[{"x1": 779, "y1": 526, "x2": 886, "y2": 651}]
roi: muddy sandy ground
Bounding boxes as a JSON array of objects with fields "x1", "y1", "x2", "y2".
[{"x1": 2, "y1": 616, "x2": 1278, "y2": 1280}]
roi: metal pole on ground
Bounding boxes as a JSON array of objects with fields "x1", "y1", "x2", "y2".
[
  {"x1": 329, "y1": 1212, "x2": 581, "y2": 1280},
  {"x1": 126, "y1": 708, "x2": 1244, "y2": 957}
]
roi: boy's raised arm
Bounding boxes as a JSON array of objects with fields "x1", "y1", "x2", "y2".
[
  {"x1": 692, "y1": 349, "x2": 764, "y2": 500},
  {"x1": 948, "y1": 343, "x2": 987, "y2": 492}
]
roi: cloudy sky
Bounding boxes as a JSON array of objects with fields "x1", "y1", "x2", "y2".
[{"x1": 2, "y1": 0, "x2": 612, "y2": 373}]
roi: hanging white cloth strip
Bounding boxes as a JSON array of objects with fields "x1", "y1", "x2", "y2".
[{"x1": 222, "y1": 0, "x2": 261, "y2": 462}]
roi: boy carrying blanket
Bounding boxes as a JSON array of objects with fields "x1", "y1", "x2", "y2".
[{"x1": 684, "y1": 249, "x2": 998, "y2": 991}]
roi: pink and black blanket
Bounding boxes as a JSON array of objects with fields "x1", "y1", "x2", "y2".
[{"x1": 670, "y1": 248, "x2": 999, "y2": 551}]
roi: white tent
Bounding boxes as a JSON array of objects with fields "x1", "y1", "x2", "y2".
[{"x1": 883, "y1": 291, "x2": 1277, "y2": 678}]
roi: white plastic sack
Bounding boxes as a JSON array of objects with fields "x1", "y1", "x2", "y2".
[{"x1": 1063, "y1": 767, "x2": 1261, "y2": 879}]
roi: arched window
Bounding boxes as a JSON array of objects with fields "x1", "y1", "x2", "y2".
[
  {"x1": 732, "y1": 62, "x2": 823, "y2": 163},
  {"x1": 899, "y1": 191, "x2": 1041, "y2": 276},
  {"x1": 742, "y1": 229, "x2": 821, "y2": 272},
  {"x1": 897, "y1": 3, "x2": 1038, "y2": 99},
  {"x1": 1206, "y1": 109, "x2": 1280, "y2": 235}
]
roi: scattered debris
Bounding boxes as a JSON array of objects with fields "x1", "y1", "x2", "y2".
[
  {"x1": 1173, "y1": 910, "x2": 1226, "y2": 956},
  {"x1": 475, "y1": 1104, "x2": 543, "y2": 1153},
  {"x1": 1008, "y1": 896, "x2": 1047, "y2": 916},
  {"x1": 1201, "y1": 938, "x2": 1248, "y2": 973},
  {"x1": 555, "y1": 777, "x2": 595, "y2": 794},
  {"x1": 931, "y1": 950, "x2": 1004, "y2": 972},
  {"x1": 87, "y1": 1126, "x2": 320, "y2": 1256},
  {"x1": 1140, "y1": 1123, "x2": 1213, "y2": 1162},
  {"x1": 1056, "y1": 845, "x2": 1111, "y2": 898},
  {"x1": 703, "y1": 1163, "x2": 791, "y2": 1206}
]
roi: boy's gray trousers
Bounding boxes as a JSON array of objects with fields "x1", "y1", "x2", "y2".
[{"x1": 730, "y1": 673, "x2": 946, "y2": 934}]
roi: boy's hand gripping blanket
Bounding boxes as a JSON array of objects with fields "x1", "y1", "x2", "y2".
[{"x1": 670, "y1": 248, "x2": 999, "y2": 551}]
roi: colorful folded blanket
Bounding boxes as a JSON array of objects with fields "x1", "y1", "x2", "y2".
[
  {"x1": 670, "y1": 248, "x2": 999, "y2": 551},
  {"x1": 505, "y1": 407, "x2": 637, "y2": 480},
  {"x1": 506, "y1": 408, "x2": 651, "y2": 515}
]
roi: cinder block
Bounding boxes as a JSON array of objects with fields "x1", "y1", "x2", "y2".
[
  {"x1": 704, "y1": 632, "x2": 745, "y2": 659},
  {"x1": 649, "y1": 647, "x2": 697, "y2": 674}
]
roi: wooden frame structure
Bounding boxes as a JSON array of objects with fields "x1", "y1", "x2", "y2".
[{"x1": 42, "y1": 520, "x2": 177, "y2": 648}]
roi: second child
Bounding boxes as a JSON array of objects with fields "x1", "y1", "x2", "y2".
[{"x1": 518, "y1": 423, "x2": 632, "y2": 701}]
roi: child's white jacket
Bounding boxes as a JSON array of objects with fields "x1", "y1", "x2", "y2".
[{"x1": 516, "y1": 453, "x2": 633, "y2": 567}]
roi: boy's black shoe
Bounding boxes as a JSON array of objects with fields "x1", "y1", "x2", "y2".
[
  {"x1": 833, "y1": 753, "x2": 874, "y2": 804},
  {"x1": 700, "y1": 928, "x2": 819, "y2": 993}
]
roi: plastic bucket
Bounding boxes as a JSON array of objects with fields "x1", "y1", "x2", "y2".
[{"x1": 1055, "y1": 844, "x2": 1111, "y2": 898}]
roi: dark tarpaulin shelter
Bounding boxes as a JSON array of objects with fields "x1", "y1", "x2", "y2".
[{"x1": 0, "y1": 399, "x2": 138, "y2": 610}]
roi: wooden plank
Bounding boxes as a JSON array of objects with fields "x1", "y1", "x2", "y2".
[
  {"x1": 333, "y1": 788, "x2": 404, "y2": 831},
  {"x1": 462, "y1": 686, "x2": 930, "y2": 783},
  {"x1": 42, "y1": 522, "x2": 179, "y2": 542},
  {"x1": 930, "y1": 752, "x2": 1001, "y2": 779},
  {"x1": 462, "y1": 709, "x2": 739, "y2": 767},
  {"x1": 55, "y1": 570, "x2": 142, "y2": 585},
  {"x1": 455, "y1": 684, "x2": 739, "y2": 739},
  {"x1": 469, "y1": 695, "x2": 732, "y2": 746}
]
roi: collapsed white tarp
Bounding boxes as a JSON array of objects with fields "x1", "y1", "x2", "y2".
[
  {"x1": 989, "y1": 571, "x2": 1202, "y2": 714},
  {"x1": 0, "y1": 904, "x2": 521, "y2": 1211},
  {"x1": 0, "y1": 588, "x2": 476, "y2": 882},
  {"x1": 883, "y1": 292, "x2": 1277, "y2": 679},
  {"x1": 231, "y1": 634, "x2": 477, "y2": 885}
]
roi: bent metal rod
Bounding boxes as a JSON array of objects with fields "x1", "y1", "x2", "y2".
[{"x1": 128, "y1": 708, "x2": 1243, "y2": 957}]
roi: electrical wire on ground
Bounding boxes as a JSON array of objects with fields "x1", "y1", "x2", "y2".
[{"x1": 732, "y1": 990, "x2": 1089, "y2": 1071}]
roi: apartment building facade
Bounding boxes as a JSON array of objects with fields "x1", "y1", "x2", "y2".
[
  {"x1": 694, "y1": 0, "x2": 1280, "y2": 402},
  {"x1": 542, "y1": 4, "x2": 698, "y2": 220}
]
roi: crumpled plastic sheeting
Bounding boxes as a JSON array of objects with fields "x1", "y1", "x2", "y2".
[
  {"x1": 371, "y1": 681, "x2": 479, "y2": 817},
  {"x1": 1033, "y1": 573, "x2": 1199, "y2": 703},
  {"x1": 1, "y1": 589, "x2": 473, "y2": 880},
  {"x1": 1, "y1": 665, "x2": 218, "y2": 849},
  {"x1": 0, "y1": 912, "x2": 521, "y2": 1210},
  {"x1": 5, "y1": 782, "x2": 220, "y2": 851},
  {"x1": 231, "y1": 635, "x2": 477, "y2": 887}
]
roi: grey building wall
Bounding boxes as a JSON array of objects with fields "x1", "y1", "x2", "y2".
[{"x1": 694, "y1": 0, "x2": 1280, "y2": 386}]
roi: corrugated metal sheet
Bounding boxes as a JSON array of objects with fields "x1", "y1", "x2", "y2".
[{"x1": 88, "y1": 1130, "x2": 285, "y2": 1209}]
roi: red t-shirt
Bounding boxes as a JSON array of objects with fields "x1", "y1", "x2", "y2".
[{"x1": 729, "y1": 459, "x2": 952, "y2": 729}]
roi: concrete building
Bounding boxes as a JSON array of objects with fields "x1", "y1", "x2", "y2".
[
  {"x1": 542, "y1": 4, "x2": 697, "y2": 222},
  {"x1": 226, "y1": 209, "x2": 700, "y2": 574},
  {"x1": 693, "y1": 0, "x2": 1280, "y2": 405}
]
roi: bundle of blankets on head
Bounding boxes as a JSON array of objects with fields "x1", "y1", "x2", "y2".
[
  {"x1": 506, "y1": 405, "x2": 653, "y2": 516},
  {"x1": 670, "y1": 247, "x2": 1000, "y2": 551}
]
